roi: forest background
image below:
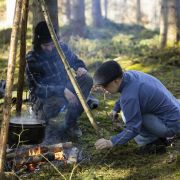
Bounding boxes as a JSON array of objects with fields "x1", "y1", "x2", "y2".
[{"x1": 0, "y1": 0, "x2": 180, "y2": 179}]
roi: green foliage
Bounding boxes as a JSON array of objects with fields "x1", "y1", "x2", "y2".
[{"x1": 0, "y1": 22, "x2": 180, "y2": 179}]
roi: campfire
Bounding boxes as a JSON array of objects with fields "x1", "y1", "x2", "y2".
[{"x1": 6, "y1": 142, "x2": 81, "y2": 174}]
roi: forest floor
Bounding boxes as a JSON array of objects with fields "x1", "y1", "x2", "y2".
[{"x1": 0, "y1": 21, "x2": 180, "y2": 179}]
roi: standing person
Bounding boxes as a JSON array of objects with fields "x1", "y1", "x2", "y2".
[
  {"x1": 26, "y1": 21, "x2": 94, "y2": 139},
  {"x1": 93, "y1": 60, "x2": 180, "y2": 153}
]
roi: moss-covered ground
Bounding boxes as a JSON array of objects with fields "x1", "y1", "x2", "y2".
[{"x1": 0, "y1": 21, "x2": 180, "y2": 179}]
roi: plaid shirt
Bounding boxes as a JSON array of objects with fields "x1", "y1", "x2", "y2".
[{"x1": 26, "y1": 42, "x2": 86, "y2": 99}]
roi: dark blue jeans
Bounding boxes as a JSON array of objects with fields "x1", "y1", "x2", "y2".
[
  {"x1": 121, "y1": 112, "x2": 180, "y2": 146},
  {"x1": 32, "y1": 73, "x2": 93, "y2": 129},
  {"x1": 134, "y1": 114, "x2": 179, "y2": 145}
]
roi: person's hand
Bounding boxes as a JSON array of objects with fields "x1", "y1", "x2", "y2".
[
  {"x1": 64, "y1": 88, "x2": 78, "y2": 106},
  {"x1": 110, "y1": 110, "x2": 119, "y2": 121},
  {"x1": 109, "y1": 110, "x2": 123, "y2": 131},
  {"x1": 76, "y1": 67, "x2": 87, "y2": 77},
  {"x1": 95, "y1": 138, "x2": 113, "y2": 150}
]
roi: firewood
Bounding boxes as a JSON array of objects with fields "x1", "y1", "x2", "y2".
[
  {"x1": 48, "y1": 142, "x2": 73, "y2": 149},
  {"x1": 6, "y1": 142, "x2": 72, "y2": 160},
  {"x1": 12, "y1": 152, "x2": 56, "y2": 165}
]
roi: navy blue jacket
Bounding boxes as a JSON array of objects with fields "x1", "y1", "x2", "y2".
[{"x1": 111, "y1": 71, "x2": 180, "y2": 145}]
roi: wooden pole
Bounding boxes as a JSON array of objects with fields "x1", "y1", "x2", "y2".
[
  {"x1": 0, "y1": 0, "x2": 23, "y2": 172},
  {"x1": 16, "y1": 0, "x2": 29, "y2": 116},
  {"x1": 39, "y1": 0, "x2": 99, "y2": 133}
]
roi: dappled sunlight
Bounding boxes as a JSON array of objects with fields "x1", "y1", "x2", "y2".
[
  {"x1": 0, "y1": 0, "x2": 180, "y2": 179},
  {"x1": 112, "y1": 34, "x2": 134, "y2": 45},
  {"x1": 126, "y1": 63, "x2": 157, "y2": 73}
]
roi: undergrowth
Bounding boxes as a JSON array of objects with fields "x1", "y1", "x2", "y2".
[{"x1": 0, "y1": 22, "x2": 180, "y2": 179}]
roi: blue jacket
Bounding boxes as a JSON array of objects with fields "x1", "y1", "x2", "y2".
[
  {"x1": 111, "y1": 71, "x2": 180, "y2": 145},
  {"x1": 26, "y1": 42, "x2": 86, "y2": 99}
]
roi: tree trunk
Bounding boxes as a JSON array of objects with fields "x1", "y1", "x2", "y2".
[
  {"x1": 167, "y1": 0, "x2": 178, "y2": 45},
  {"x1": 45, "y1": 0, "x2": 59, "y2": 31},
  {"x1": 32, "y1": 0, "x2": 59, "y2": 31},
  {"x1": 32, "y1": 0, "x2": 44, "y2": 31},
  {"x1": 92, "y1": 0, "x2": 103, "y2": 28},
  {"x1": 176, "y1": 0, "x2": 180, "y2": 40},
  {"x1": 136, "y1": 0, "x2": 141, "y2": 25},
  {"x1": 104, "y1": 0, "x2": 108, "y2": 19},
  {"x1": 150, "y1": 0, "x2": 159, "y2": 30},
  {"x1": 160, "y1": 0, "x2": 168, "y2": 48},
  {"x1": 16, "y1": 0, "x2": 29, "y2": 116},
  {"x1": 65, "y1": 0, "x2": 71, "y2": 24},
  {"x1": 160, "y1": 0, "x2": 178, "y2": 47},
  {"x1": 0, "y1": 0, "x2": 23, "y2": 172},
  {"x1": 58, "y1": 0, "x2": 71, "y2": 26},
  {"x1": 71, "y1": 0, "x2": 86, "y2": 36}
]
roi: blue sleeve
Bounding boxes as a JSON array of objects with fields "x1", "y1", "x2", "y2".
[
  {"x1": 60, "y1": 43, "x2": 86, "y2": 70},
  {"x1": 113, "y1": 100, "x2": 121, "y2": 112},
  {"x1": 111, "y1": 98, "x2": 142, "y2": 145},
  {"x1": 26, "y1": 53, "x2": 65, "y2": 98}
]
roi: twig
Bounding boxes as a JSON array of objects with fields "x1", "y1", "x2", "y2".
[
  {"x1": 40, "y1": 154, "x2": 66, "y2": 180},
  {"x1": 69, "y1": 158, "x2": 86, "y2": 180}
]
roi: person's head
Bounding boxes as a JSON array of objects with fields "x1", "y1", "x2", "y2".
[
  {"x1": 33, "y1": 21, "x2": 56, "y2": 52},
  {"x1": 93, "y1": 60, "x2": 123, "y2": 94}
]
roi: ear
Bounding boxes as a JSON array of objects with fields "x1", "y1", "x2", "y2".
[{"x1": 114, "y1": 78, "x2": 121, "y2": 83}]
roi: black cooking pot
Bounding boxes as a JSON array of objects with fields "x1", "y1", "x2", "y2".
[{"x1": 8, "y1": 117, "x2": 46, "y2": 147}]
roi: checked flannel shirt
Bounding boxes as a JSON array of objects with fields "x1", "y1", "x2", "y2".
[{"x1": 26, "y1": 42, "x2": 86, "y2": 99}]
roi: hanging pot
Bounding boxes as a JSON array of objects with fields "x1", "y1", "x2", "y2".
[{"x1": 8, "y1": 117, "x2": 46, "y2": 147}]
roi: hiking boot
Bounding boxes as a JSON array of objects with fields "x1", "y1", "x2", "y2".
[
  {"x1": 136, "y1": 138, "x2": 167, "y2": 155},
  {"x1": 87, "y1": 95, "x2": 99, "y2": 109}
]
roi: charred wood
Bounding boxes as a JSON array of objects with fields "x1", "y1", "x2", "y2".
[{"x1": 6, "y1": 142, "x2": 72, "y2": 160}]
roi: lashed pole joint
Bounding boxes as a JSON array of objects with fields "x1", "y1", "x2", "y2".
[{"x1": 39, "y1": 0, "x2": 99, "y2": 134}]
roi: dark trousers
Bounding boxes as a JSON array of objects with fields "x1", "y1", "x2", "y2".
[{"x1": 32, "y1": 73, "x2": 93, "y2": 128}]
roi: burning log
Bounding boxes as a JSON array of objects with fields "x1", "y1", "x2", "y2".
[
  {"x1": 12, "y1": 152, "x2": 64, "y2": 165},
  {"x1": 5, "y1": 142, "x2": 80, "y2": 173},
  {"x1": 6, "y1": 142, "x2": 72, "y2": 160}
]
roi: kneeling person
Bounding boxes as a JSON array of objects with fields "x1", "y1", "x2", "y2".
[{"x1": 93, "y1": 60, "x2": 180, "y2": 153}]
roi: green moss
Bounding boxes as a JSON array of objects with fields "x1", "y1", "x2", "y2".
[{"x1": 0, "y1": 23, "x2": 180, "y2": 179}]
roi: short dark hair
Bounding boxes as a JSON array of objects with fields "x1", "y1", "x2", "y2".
[{"x1": 93, "y1": 60, "x2": 123, "y2": 86}]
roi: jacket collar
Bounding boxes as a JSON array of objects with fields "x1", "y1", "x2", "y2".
[{"x1": 118, "y1": 72, "x2": 129, "y2": 93}]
